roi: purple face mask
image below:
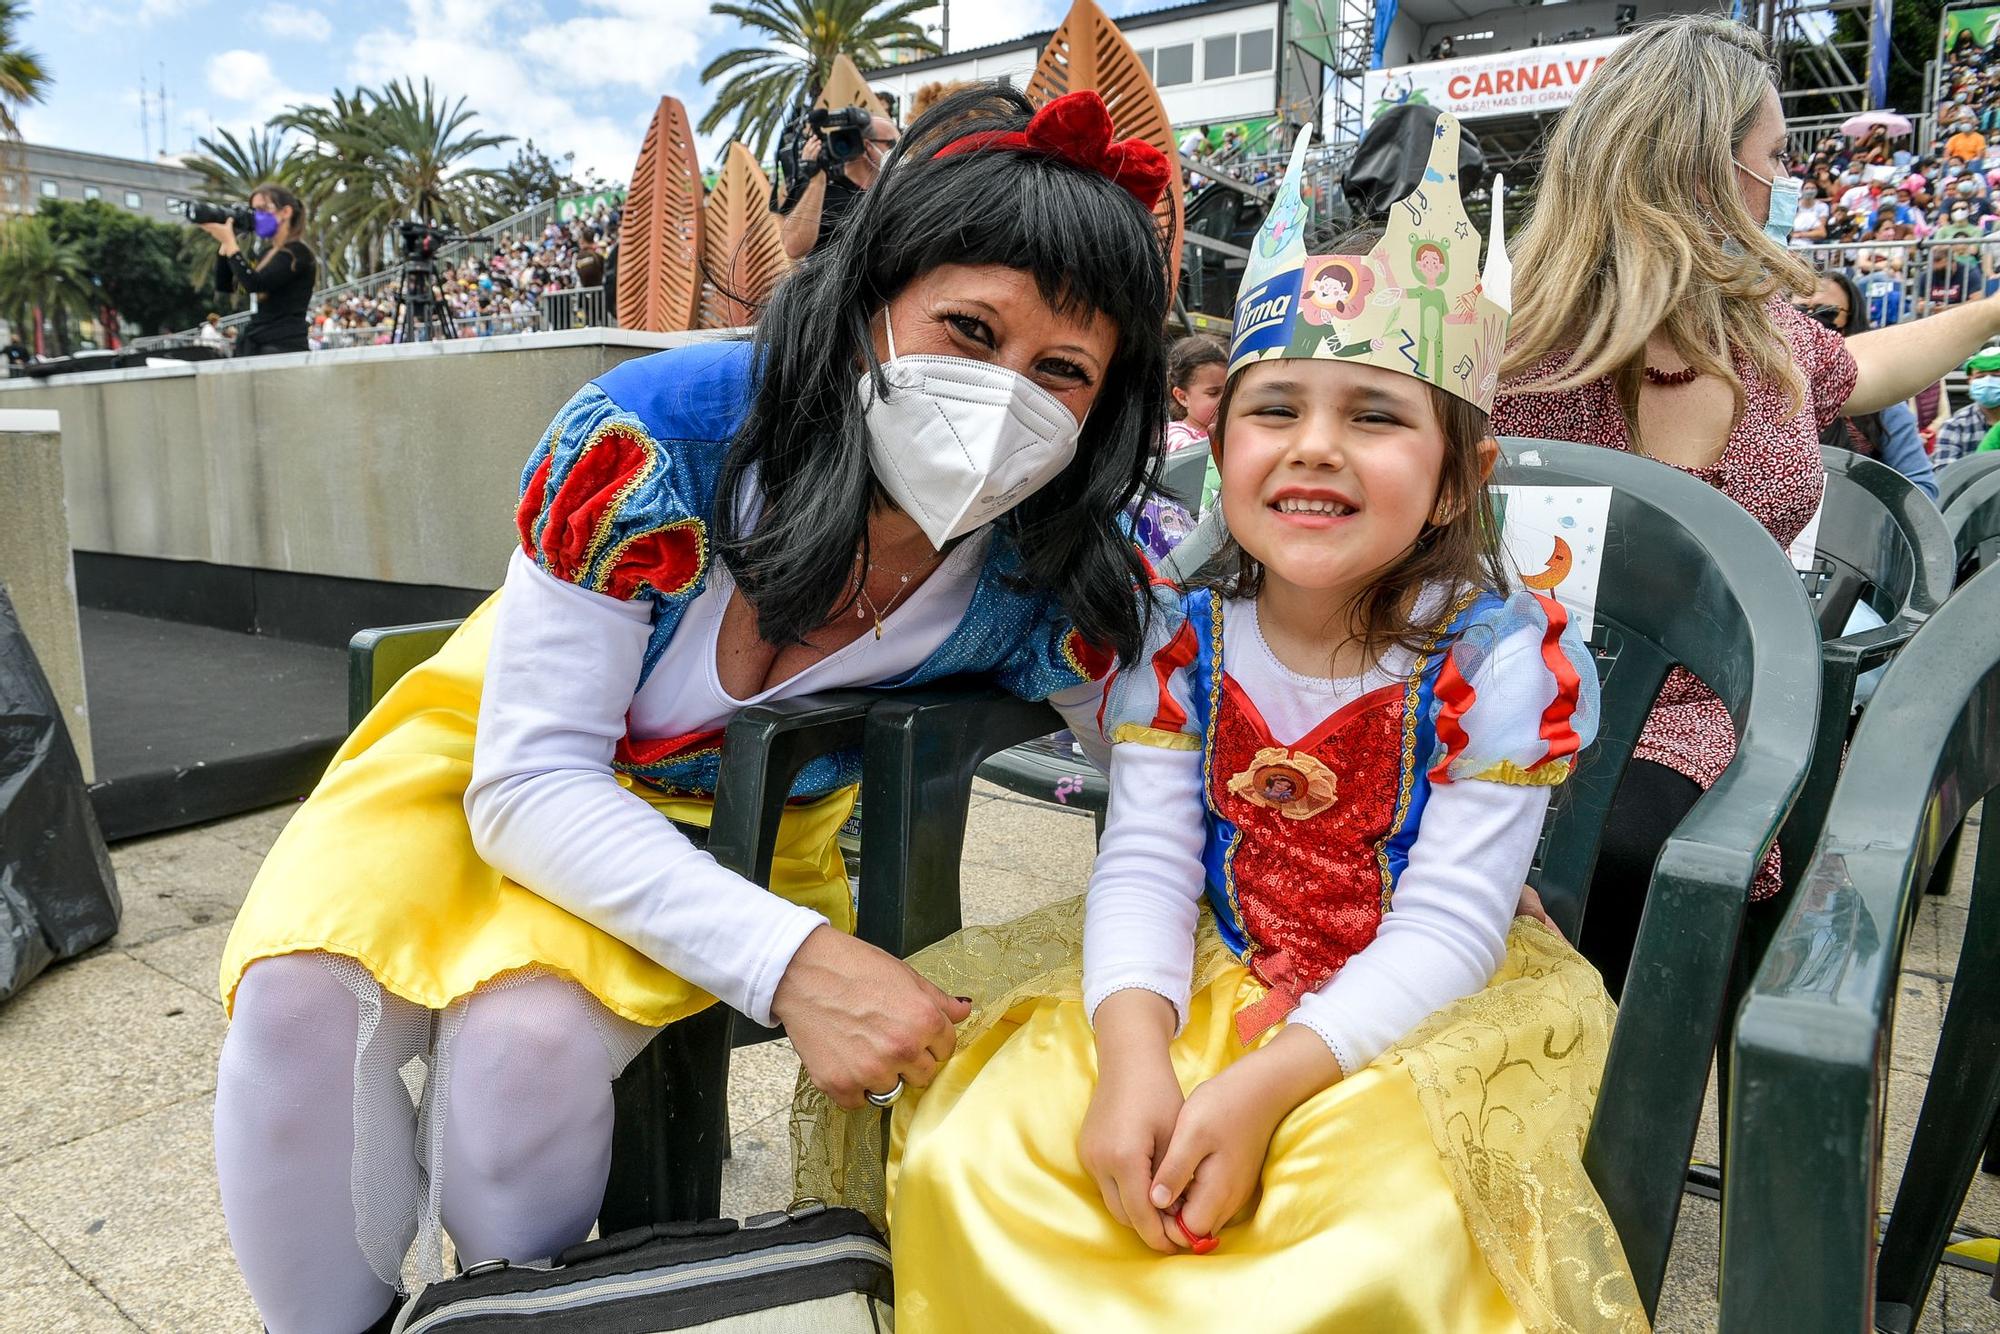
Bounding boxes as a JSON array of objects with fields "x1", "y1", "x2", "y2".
[{"x1": 252, "y1": 209, "x2": 279, "y2": 238}]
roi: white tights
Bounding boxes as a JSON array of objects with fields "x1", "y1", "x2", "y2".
[{"x1": 214, "y1": 953, "x2": 657, "y2": 1334}]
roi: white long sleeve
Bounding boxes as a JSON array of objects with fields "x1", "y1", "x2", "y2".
[
  {"x1": 1081, "y1": 739, "x2": 1207, "y2": 1025},
  {"x1": 464, "y1": 552, "x2": 828, "y2": 1026}
]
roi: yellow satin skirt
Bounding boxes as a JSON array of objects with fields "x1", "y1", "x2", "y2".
[
  {"x1": 219, "y1": 595, "x2": 857, "y2": 1026},
  {"x1": 793, "y1": 898, "x2": 1648, "y2": 1333}
]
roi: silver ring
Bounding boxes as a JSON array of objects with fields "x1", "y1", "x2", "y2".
[{"x1": 864, "y1": 1077, "x2": 906, "y2": 1108}]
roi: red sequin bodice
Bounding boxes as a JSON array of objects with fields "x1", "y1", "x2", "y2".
[{"x1": 1207, "y1": 674, "x2": 1407, "y2": 1017}]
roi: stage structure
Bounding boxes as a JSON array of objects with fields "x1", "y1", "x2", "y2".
[
  {"x1": 1025, "y1": 0, "x2": 1187, "y2": 291},
  {"x1": 619, "y1": 97, "x2": 707, "y2": 333},
  {"x1": 700, "y1": 143, "x2": 792, "y2": 329}
]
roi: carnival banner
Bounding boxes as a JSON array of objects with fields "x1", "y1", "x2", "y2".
[
  {"x1": 1944, "y1": 6, "x2": 2000, "y2": 49},
  {"x1": 557, "y1": 188, "x2": 626, "y2": 223},
  {"x1": 1362, "y1": 36, "x2": 1626, "y2": 127}
]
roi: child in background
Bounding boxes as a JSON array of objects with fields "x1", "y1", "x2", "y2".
[
  {"x1": 1165, "y1": 333, "x2": 1227, "y2": 451},
  {"x1": 796, "y1": 117, "x2": 1644, "y2": 1333},
  {"x1": 1122, "y1": 337, "x2": 1226, "y2": 559}
]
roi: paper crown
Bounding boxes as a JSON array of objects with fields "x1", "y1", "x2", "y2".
[{"x1": 1227, "y1": 113, "x2": 1512, "y2": 413}]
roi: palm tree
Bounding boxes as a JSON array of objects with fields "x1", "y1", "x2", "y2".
[
  {"x1": 699, "y1": 0, "x2": 938, "y2": 157},
  {"x1": 278, "y1": 80, "x2": 513, "y2": 282},
  {"x1": 0, "y1": 0, "x2": 52, "y2": 204},
  {"x1": 0, "y1": 214, "x2": 97, "y2": 355},
  {"x1": 0, "y1": 0, "x2": 48, "y2": 140},
  {"x1": 182, "y1": 126, "x2": 302, "y2": 287}
]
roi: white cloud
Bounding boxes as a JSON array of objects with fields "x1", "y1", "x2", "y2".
[
  {"x1": 257, "y1": 9, "x2": 335, "y2": 42},
  {"x1": 197, "y1": 49, "x2": 317, "y2": 150},
  {"x1": 903, "y1": 1, "x2": 1066, "y2": 54},
  {"x1": 521, "y1": 0, "x2": 719, "y2": 89},
  {"x1": 207, "y1": 49, "x2": 280, "y2": 102},
  {"x1": 348, "y1": 0, "x2": 724, "y2": 181}
]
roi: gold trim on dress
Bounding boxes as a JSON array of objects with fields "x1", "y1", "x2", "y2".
[
  {"x1": 1473, "y1": 758, "x2": 1574, "y2": 787},
  {"x1": 1111, "y1": 722, "x2": 1202, "y2": 750}
]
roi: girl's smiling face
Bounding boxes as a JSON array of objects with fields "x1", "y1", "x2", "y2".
[{"x1": 1215, "y1": 359, "x2": 1452, "y2": 605}]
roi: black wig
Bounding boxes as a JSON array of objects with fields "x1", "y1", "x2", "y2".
[{"x1": 714, "y1": 84, "x2": 1171, "y2": 664}]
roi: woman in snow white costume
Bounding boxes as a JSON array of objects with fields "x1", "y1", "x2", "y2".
[
  {"x1": 212, "y1": 87, "x2": 1180, "y2": 1334},
  {"x1": 795, "y1": 116, "x2": 1650, "y2": 1332}
]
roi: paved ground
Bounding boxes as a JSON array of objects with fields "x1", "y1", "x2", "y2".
[{"x1": 0, "y1": 785, "x2": 1990, "y2": 1331}]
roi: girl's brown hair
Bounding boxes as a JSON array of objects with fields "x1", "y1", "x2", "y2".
[
  {"x1": 1166, "y1": 333, "x2": 1226, "y2": 420},
  {"x1": 1199, "y1": 222, "x2": 1508, "y2": 665}
]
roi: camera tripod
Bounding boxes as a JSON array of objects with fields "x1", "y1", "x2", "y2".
[{"x1": 391, "y1": 255, "x2": 458, "y2": 344}]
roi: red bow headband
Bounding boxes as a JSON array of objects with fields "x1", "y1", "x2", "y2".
[{"x1": 934, "y1": 90, "x2": 1171, "y2": 210}]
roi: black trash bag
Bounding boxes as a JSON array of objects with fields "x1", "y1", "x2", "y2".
[
  {"x1": 0, "y1": 583, "x2": 118, "y2": 1004},
  {"x1": 1341, "y1": 105, "x2": 1487, "y2": 222}
]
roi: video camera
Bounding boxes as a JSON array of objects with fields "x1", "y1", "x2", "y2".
[
  {"x1": 808, "y1": 105, "x2": 874, "y2": 165},
  {"x1": 397, "y1": 218, "x2": 465, "y2": 261},
  {"x1": 180, "y1": 200, "x2": 256, "y2": 230},
  {"x1": 774, "y1": 104, "x2": 879, "y2": 210}
]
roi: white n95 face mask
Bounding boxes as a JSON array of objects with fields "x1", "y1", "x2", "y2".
[{"x1": 856, "y1": 312, "x2": 1085, "y2": 548}]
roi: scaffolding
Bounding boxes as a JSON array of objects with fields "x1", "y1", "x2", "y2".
[{"x1": 1758, "y1": 0, "x2": 1881, "y2": 123}]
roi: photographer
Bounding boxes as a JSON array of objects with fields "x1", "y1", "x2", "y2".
[
  {"x1": 197, "y1": 183, "x2": 316, "y2": 357},
  {"x1": 775, "y1": 107, "x2": 898, "y2": 260}
]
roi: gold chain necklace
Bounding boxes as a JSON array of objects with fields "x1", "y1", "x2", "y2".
[{"x1": 851, "y1": 549, "x2": 941, "y2": 639}]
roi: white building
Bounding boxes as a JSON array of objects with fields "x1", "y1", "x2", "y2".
[{"x1": 867, "y1": 0, "x2": 1285, "y2": 144}]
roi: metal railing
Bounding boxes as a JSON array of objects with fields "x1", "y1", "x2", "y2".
[
  {"x1": 536, "y1": 285, "x2": 608, "y2": 331},
  {"x1": 1791, "y1": 236, "x2": 2000, "y2": 324}
]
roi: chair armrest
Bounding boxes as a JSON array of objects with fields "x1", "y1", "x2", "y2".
[
  {"x1": 705, "y1": 691, "x2": 878, "y2": 886},
  {"x1": 348, "y1": 620, "x2": 465, "y2": 728},
  {"x1": 858, "y1": 681, "x2": 1067, "y2": 956},
  {"x1": 1588, "y1": 738, "x2": 1806, "y2": 1308},
  {"x1": 1827, "y1": 616, "x2": 1918, "y2": 676}
]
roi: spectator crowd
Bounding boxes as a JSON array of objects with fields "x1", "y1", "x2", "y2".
[
  {"x1": 1789, "y1": 27, "x2": 2000, "y2": 325},
  {"x1": 307, "y1": 205, "x2": 619, "y2": 348},
  {"x1": 1781, "y1": 23, "x2": 2000, "y2": 472}
]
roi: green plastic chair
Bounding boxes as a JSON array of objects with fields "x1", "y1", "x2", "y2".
[
  {"x1": 1936, "y1": 450, "x2": 2000, "y2": 512},
  {"x1": 1159, "y1": 443, "x2": 1211, "y2": 514},
  {"x1": 1772, "y1": 448, "x2": 1955, "y2": 913},
  {"x1": 1945, "y1": 468, "x2": 2000, "y2": 579},
  {"x1": 1720, "y1": 565, "x2": 2000, "y2": 1334},
  {"x1": 970, "y1": 510, "x2": 1226, "y2": 827},
  {"x1": 1494, "y1": 438, "x2": 1821, "y2": 1312}
]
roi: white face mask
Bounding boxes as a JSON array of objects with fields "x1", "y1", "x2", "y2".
[{"x1": 856, "y1": 310, "x2": 1085, "y2": 548}]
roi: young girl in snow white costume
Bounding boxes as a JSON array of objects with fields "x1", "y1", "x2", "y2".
[{"x1": 796, "y1": 116, "x2": 1650, "y2": 1332}]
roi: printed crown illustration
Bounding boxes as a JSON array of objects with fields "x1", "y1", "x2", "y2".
[{"x1": 1228, "y1": 112, "x2": 1513, "y2": 413}]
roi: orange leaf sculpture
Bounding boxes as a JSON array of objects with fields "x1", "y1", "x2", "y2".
[
  {"x1": 700, "y1": 142, "x2": 792, "y2": 329},
  {"x1": 618, "y1": 96, "x2": 705, "y2": 332},
  {"x1": 816, "y1": 53, "x2": 892, "y2": 122},
  {"x1": 1025, "y1": 0, "x2": 1186, "y2": 292}
]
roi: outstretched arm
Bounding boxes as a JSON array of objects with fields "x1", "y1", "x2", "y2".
[{"x1": 1846, "y1": 298, "x2": 2000, "y2": 415}]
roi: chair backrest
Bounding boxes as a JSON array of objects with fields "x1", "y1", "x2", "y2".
[
  {"x1": 1805, "y1": 447, "x2": 1954, "y2": 637},
  {"x1": 1159, "y1": 443, "x2": 1211, "y2": 514},
  {"x1": 1722, "y1": 566, "x2": 2000, "y2": 1332},
  {"x1": 1945, "y1": 468, "x2": 2000, "y2": 576},
  {"x1": 1497, "y1": 437, "x2": 1823, "y2": 1312},
  {"x1": 1936, "y1": 449, "x2": 2000, "y2": 511}
]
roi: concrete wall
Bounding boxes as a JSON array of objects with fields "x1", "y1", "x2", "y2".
[
  {"x1": 0, "y1": 329, "x2": 719, "y2": 595},
  {"x1": 0, "y1": 409, "x2": 92, "y2": 779}
]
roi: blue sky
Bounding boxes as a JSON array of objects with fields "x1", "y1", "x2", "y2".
[{"x1": 17, "y1": 0, "x2": 1155, "y2": 183}]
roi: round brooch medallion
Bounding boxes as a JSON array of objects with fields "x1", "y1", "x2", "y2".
[{"x1": 1226, "y1": 746, "x2": 1338, "y2": 820}]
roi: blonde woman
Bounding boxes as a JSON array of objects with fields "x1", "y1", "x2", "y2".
[{"x1": 1493, "y1": 16, "x2": 2000, "y2": 996}]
